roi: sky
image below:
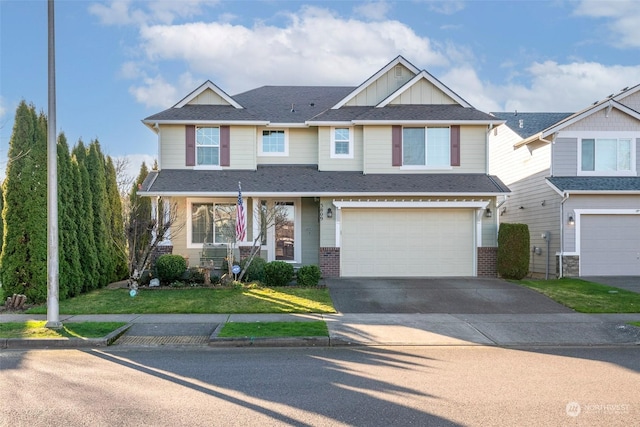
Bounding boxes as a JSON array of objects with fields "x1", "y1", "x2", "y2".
[{"x1": 1, "y1": 0, "x2": 639, "y2": 181}]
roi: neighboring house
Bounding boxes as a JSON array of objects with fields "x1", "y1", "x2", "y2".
[
  {"x1": 490, "y1": 85, "x2": 640, "y2": 277},
  {"x1": 139, "y1": 56, "x2": 508, "y2": 278}
]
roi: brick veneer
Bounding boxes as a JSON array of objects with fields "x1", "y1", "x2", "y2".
[
  {"x1": 320, "y1": 247, "x2": 340, "y2": 278},
  {"x1": 152, "y1": 244, "x2": 173, "y2": 266},
  {"x1": 477, "y1": 247, "x2": 497, "y2": 277}
]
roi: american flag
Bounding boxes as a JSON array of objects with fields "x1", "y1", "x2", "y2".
[{"x1": 235, "y1": 182, "x2": 246, "y2": 241}]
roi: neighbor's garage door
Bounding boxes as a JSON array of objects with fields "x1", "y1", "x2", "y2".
[
  {"x1": 581, "y1": 214, "x2": 640, "y2": 276},
  {"x1": 341, "y1": 208, "x2": 475, "y2": 277}
]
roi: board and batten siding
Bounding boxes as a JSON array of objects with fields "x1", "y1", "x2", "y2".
[
  {"x1": 317, "y1": 126, "x2": 364, "y2": 171},
  {"x1": 389, "y1": 79, "x2": 456, "y2": 105},
  {"x1": 188, "y1": 88, "x2": 231, "y2": 105},
  {"x1": 363, "y1": 125, "x2": 487, "y2": 174},
  {"x1": 256, "y1": 127, "x2": 318, "y2": 165},
  {"x1": 346, "y1": 64, "x2": 415, "y2": 106}
]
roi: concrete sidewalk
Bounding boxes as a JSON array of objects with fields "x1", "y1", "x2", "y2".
[{"x1": 1, "y1": 312, "x2": 639, "y2": 349}]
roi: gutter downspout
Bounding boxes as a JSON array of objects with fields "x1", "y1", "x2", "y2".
[{"x1": 559, "y1": 192, "x2": 569, "y2": 278}]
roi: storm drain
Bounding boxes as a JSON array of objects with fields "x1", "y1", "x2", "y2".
[{"x1": 114, "y1": 323, "x2": 217, "y2": 347}]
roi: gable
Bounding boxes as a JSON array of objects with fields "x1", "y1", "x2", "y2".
[
  {"x1": 345, "y1": 63, "x2": 416, "y2": 107},
  {"x1": 187, "y1": 88, "x2": 234, "y2": 106},
  {"x1": 562, "y1": 108, "x2": 640, "y2": 132},
  {"x1": 388, "y1": 78, "x2": 457, "y2": 106}
]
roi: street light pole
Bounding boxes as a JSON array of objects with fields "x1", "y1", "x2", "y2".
[{"x1": 46, "y1": 0, "x2": 61, "y2": 329}]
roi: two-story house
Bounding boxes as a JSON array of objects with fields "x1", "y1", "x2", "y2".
[
  {"x1": 139, "y1": 56, "x2": 508, "y2": 278},
  {"x1": 491, "y1": 85, "x2": 640, "y2": 278}
]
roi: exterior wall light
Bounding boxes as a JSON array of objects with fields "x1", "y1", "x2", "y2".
[
  {"x1": 485, "y1": 208, "x2": 492, "y2": 218},
  {"x1": 568, "y1": 215, "x2": 575, "y2": 225},
  {"x1": 327, "y1": 208, "x2": 333, "y2": 218}
]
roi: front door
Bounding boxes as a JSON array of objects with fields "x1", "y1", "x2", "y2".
[{"x1": 275, "y1": 202, "x2": 295, "y2": 261}]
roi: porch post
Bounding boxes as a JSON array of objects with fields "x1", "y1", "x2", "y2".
[
  {"x1": 160, "y1": 197, "x2": 172, "y2": 245},
  {"x1": 151, "y1": 197, "x2": 158, "y2": 244}
]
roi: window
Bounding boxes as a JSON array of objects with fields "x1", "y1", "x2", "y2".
[
  {"x1": 581, "y1": 138, "x2": 631, "y2": 173},
  {"x1": 190, "y1": 202, "x2": 236, "y2": 245},
  {"x1": 196, "y1": 127, "x2": 220, "y2": 166},
  {"x1": 403, "y1": 127, "x2": 450, "y2": 167},
  {"x1": 260, "y1": 130, "x2": 288, "y2": 155},
  {"x1": 331, "y1": 127, "x2": 353, "y2": 158},
  {"x1": 275, "y1": 202, "x2": 295, "y2": 261}
]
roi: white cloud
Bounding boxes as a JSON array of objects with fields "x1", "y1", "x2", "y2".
[
  {"x1": 89, "y1": 0, "x2": 216, "y2": 26},
  {"x1": 426, "y1": 0, "x2": 465, "y2": 15},
  {"x1": 0, "y1": 96, "x2": 6, "y2": 119},
  {"x1": 114, "y1": 153, "x2": 157, "y2": 184},
  {"x1": 353, "y1": 1, "x2": 391, "y2": 21},
  {"x1": 134, "y1": 5, "x2": 447, "y2": 96},
  {"x1": 574, "y1": 0, "x2": 640, "y2": 48},
  {"x1": 129, "y1": 75, "x2": 180, "y2": 108}
]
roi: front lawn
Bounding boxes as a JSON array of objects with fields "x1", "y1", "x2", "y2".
[
  {"x1": 25, "y1": 286, "x2": 336, "y2": 315},
  {"x1": 0, "y1": 321, "x2": 126, "y2": 339},
  {"x1": 517, "y1": 278, "x2": 640, "y2": 313},
  {"x1": 218, "y1": 321, "x2": 328, "y2": 338}
]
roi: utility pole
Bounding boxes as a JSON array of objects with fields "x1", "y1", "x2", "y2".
[{"x1": 46, "y1": 0, "x2": 61, "y2": 329}]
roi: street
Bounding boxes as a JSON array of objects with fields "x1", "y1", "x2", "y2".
[{"x1": 1, "y1": 346, "x2": 638, "y2": 426}]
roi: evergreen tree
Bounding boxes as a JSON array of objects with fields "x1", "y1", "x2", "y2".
[
  {"x1": 105, "y1": 156, "x2": 128, "y2": 281},
  {"x1": 71, "y1": 150, "x2": 99, "y2": 291},
  {"x1": 85, "y1": 140, "x2": 111, "y2": 287},
  {"x1": 0, "y1": 102, "x2": 48, "y2": 303},
  {"x1": 57, "y1": 133, "x2": 83, "y2": 298}
]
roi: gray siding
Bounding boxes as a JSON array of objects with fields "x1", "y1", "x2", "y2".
[
  {"x1": 551, "y1": 138, "x2": 577, "y2": 177},
  {"x1": 301, "y1": 197, "x2": 320, "y2": 265}
]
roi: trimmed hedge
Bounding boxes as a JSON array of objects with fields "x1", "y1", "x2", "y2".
[
  {"x1": 296, "y1": 265, "x2": 321, "y2": 286},
  {"x1": 240, "y1": 257, "x2": 267, "y2": 283},
  {"x1": 264, "y1": 261, "x2": 294, "y2": 287},
  {"x1": 497, "y1": 223, "x2": 530, "y2": 280},
  {"x1": 155, "y1": 255, "x2": 187, "y2": 285}
]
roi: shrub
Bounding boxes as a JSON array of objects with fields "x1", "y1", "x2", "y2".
[
  {"x1": 264, "y1": 261, "x2": 294, "y2": 287},
  {"x1": 296, "y1": 265, "x2": 321, "y2": 287},
  {"x1": 184, "y1": 267, "x2": 205, "y2": 285},
  {"x1": 497, "y1": 223, "x2": 530, "y2": 280},
  {"x1": 240, "y1": 257, "x2": 267, "y2": 283},
  {"x1": 155, "y1": 255, "x2": 187, "y2": 285}
]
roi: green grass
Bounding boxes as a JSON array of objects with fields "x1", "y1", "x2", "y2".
[
  {"x1": 517, "y1": 278, "x2": 640, "y2": 313},
  {"x1": 630, "y1": 322, "x2": 640, "y2": 328},
  {"x1": 25, "y1": 287, "x2": 336, "y2": 315},
  {"x1": 218, "y1": 321, "x2": 328, "y2": 338},
  {"x1": 0, "y1": 321, "x2": 126, "y2": 339}
]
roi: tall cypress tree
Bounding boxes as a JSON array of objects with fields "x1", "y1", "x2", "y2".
[
  {"x1": 71, "y1": 147, "x2": 99, "y2": 291},
  {"x1": 84, "y1": 140, "x2": 110, "y2": 287},
  {"x1": 0, "y1": 102, "x2": 48, "y2": 303},
  {"x1": 57, "y1": 133, "x2": 83, "y2": 298},
  {"x1": 105, "y1": 156, "x2": 128, "y2": 281}
]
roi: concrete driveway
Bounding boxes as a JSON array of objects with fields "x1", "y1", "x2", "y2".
[{"x1": 325, "y1": 277, "x2": 574, "y2": 314}]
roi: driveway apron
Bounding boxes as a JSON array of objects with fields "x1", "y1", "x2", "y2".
[{"x1": 325, "y1": 277, "x2": 574, "y2": 314}]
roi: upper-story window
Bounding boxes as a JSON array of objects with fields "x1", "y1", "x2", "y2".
[
  {"x1": 260, "y1": 129, "x2": 288, "y2": 156},
  {"x1": 331, "y1": 127, "x2": 354, "y2": 158},
  {"x1": 403, "y1": 127, "x2": 450, "y2": 167},
  {"x1": 196, "y1": 127, "x2": 220, "y2": 166},
  {"x1": 580, "y1": 138, "x2": 632, "y2": 174}
]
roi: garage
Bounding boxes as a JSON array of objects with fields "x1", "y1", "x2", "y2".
[
  {"x1": 340, "y1": 208, "x2": 475, "y2": 277},
  {"x1": 580, "y1": 214, "x2": 640, "y2": 276}
]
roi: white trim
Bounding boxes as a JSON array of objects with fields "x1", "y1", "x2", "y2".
[
  {"x1": 143, "y1": 120, "x2": 269, "y2": 126},
  {"x1": 333, "y1": 201, "x2": 490, "y2": 209},
  {"x1": 376, "y1": 70, "x2": 473, "y2": 108},
  {"x1": 352, "y1": 119, "x2": 504, "y2": 126},
  {"x1": 330, "y1": 127, "x2": 354, "y2": 159},
  {"x1": 543, "y1": 100, "x2": 640, "y2": 138},
  {"x1": 258, "y1": 128, "x2": 289, "y2": 156},
  {"x1": 572, "y1": 133, "x2": 637, "y2": 176},
  {"x1": 173, "y1": 81, "x2": 243, "y2": 109},
  {"x1": 140, "y1": 191, "x2": 510, "y2": 198},
  {"x1": 573, "y1": 209, "x2": 640, "y2": 257}
]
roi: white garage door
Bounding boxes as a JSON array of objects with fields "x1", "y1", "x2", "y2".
[
  {"x1": 341, "y1": 208, "x2": 475, "y2": 277},
  {"x1": 581, "y1": 214, "x2": 640, "y2": 276}
]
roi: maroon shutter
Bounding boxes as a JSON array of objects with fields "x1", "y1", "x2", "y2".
[
  {"x1": 392, "y1": 125, "x2": 402, "y2": 166},
  {"x1": 450, "y1": 125, "x2": 460, "y2": 166},
  {"x1": 185, "y1": 125, "x2": 195, "y2": 166},
  {"x1": 220, "y1": 125, "x2": 230, "y2": 166}
]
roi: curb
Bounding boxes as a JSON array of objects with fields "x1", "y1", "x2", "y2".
[{"x1": 0, "y1": 324, "x2": 132, "y2": 350}]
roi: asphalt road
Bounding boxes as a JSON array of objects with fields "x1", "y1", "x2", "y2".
[{"x1": 1, "y1": 346, "x2": 638, "y2": 426}]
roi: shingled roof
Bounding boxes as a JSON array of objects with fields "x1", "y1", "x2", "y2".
[
  {"x1": 140, "y1": 165, "x2": 510, "y2": 196},
  {"x1": 547, "y1": 177, "x2": 640, "y2": 193},
  {"x1": 491, "y1": 112, "x2": 574, "y2": 139}
]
